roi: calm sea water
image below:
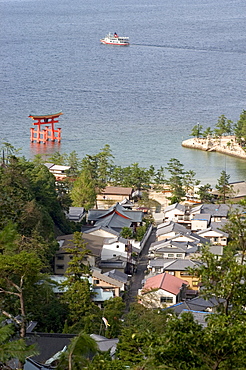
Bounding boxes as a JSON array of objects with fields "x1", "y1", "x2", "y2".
[{"x1": 1, "y1": 0, "x2": 246, "y2": 185}]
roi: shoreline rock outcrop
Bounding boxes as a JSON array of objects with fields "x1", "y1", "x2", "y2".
[{"x1": 182, "y1": 136, "x2": 246, "y2": 160}]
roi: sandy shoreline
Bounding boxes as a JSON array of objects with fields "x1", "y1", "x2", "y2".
[{"x1": 182, "y1": 136, "x2": 246, "y2": 160}]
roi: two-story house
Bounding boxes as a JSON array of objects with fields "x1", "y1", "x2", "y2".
[
  {"x1": 147, "y1": 258, "x2": 202, "y2": 291},
  {"x1": 139, "y1": 272, "x2": 189, "y2": 308}
]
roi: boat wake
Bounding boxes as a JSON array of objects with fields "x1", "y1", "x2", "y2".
[{"x1": 131, "y1": 43, "x2": 246, "y2": 54}]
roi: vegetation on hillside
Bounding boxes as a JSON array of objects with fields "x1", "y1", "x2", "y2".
[{"x1": 0, "y1": 139, "x2": 245, "y2": 369}]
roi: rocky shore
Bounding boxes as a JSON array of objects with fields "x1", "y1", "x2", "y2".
[{"x1": 182, "y1": 136, "x2": 246, "y2": 159}]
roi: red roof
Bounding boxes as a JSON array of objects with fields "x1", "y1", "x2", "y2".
[{"x1": 143, "y1": 273, "x2": 188, "y2": 295}]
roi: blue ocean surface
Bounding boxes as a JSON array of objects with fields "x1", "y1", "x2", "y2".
[{"x1": 0, "y1": 0, "x2": 246, "y2": 185}]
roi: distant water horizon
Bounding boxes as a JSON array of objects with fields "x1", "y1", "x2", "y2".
[{"x1": 1, "y1": 0, "x2": 246, "y2": 186}]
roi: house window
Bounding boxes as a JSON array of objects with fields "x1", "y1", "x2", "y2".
[
  {"x1": 180, "y1": 271, "x2": 192, "y2": 276},
  {"x1": 113, "y1": 254, "x2": 116, "y2": 257},
  {"x1": 160, "y1": 297, "x2": 173, "y2": 303},
  {"x1": 116, "y1": 245, "x2": 119, "y2": 248},
  {"x1": 57, "y1": 255, "x2": 64, "y2": 260},
  {"x1": 56, "y1": 264, "x2": 64, "y2": 270},
  {"x1": 176, "y1": 254, "x2": 182, "y2": 258},
  {"x1": 214, "y1": 237, "x2": 219, "y2": 242},
  {"x1": 192, "y1": 281, "x2": 199, "y2": 287},
  {"x1": 93, "y1": 279, "x2": 100, "y2": 284},
  {"x1": 168, "y1": 253, "x2": 174, "y2": 257}
]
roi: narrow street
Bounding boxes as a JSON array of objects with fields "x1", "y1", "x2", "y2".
[{"x1": 125, "y1": 228, "x2": 156, "y2": 310}]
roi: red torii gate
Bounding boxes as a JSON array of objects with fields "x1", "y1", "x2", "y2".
[{"x1": 29, "y1": 112, "x2": 63, "y2": 143}]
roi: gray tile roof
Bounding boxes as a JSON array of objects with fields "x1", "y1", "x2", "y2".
[
  {"x1": 56, "y1": 233, "x2": 104, "y2": 257},
  {"x1": 149, "y1": 240, "x2": 198, "y2": 255},
  {"x1": 163, "y1": 203, "x2": 186, "y2": 213},
  {"x1": 156, "y1": 221, "x2": 188, "y2": 237},
  {"x1": 191, "y1": 204, "x2": 229, "y2": 217},
  {"x1": 197, "y1": 223, "x2": 229, "y2": 238},
  {"x1": 90, "y1": 334, "x2": 119, "y2": 353},
  {"x1": 163, "y1": 259, "x2": 201, "y2": 271},
  {"x1": 168, "y1": 296, "x2": 225, "y2": 314},
  {"x1": 149, "y1": 258, "x2": 201, "y2": 271},
  {"x1": 192, "y1": 213, "x2": 211, "y2": 222},
  {"x1": 26, "y1": 333, "x2": 75, "y2": 363},
  {"x1": 83, "y1": 225, "x2": 120, "y2": 237},
  {"x1": 156, "y1": 221, "x2": 208, "y2": 245},
  {"x1": 88, "y1": 203, "x2": 143, "y2": 229},
  {"x1": 67, "y1": 207, "x2": 85, "y2": 221},
  {"x1": 104, "y1": 269, "x2": 128, "y2": 283},
  {"x1": 229, "y1": 181, "x2": 246, "y2": 198}
]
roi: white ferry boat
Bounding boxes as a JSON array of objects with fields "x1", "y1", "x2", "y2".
[{"x1": 100, "y1": 32, "x2": 130, "y2": 46}]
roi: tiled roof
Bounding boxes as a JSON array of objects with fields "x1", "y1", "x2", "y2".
[
  {"x1": 168, "y1": 296, "x2": 225, "y2": 314},
  {"x1": 191, "y1": 204, "x2": 229, "y2": 217},
  {"x1": 148, "y1": 258, "x2": 201, "y2": 271},
  {"x1": 192, "y1": 213, "x2": 211, "y2": 222},
  {"x1": 83, "y1": 225, "x2": 120, "y2": 237},
  {"x1": 143, "y1": 272, "x2": 188, "y2": 295},
  {"x1": 104, "y1": 269, "x2": 128, "y2": 283},
  {"x1": 163, "y1": 259, "x2": 201, "y2": 271},
  {"x1": 92, "y1": 269, "x2": 123, "y2": 288},
  {"x1": 56, "y1": 233, "x2": 104, "y2": 257},
  {"x1": 88, "y1": 203, "x2": 143, "y2": 228},
  {"x1": 163, "y1": 203, "x2": 185, "y2": 213},
  {"x1": 101, "y1": 186, "x2": 133, "y2": 195},
  {"x1": 156, "y1": 221, "x2": 188, "y2": 236}
]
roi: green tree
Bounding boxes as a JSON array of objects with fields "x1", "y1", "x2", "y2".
[
  {"x1": 152, "y1": 312, "x2": 204, "y2": 369},
  {"x1": 57, "y1": 331, "x2": 98, "y2": 370},
  {"x1": 190, "y1": 246, "x2": 246, "y2": 316},
  {"x1": 0, "y1": 142, "x2": 20, "y2": 166},
  {"x1": 197, "y1": 183, "x2": 213, "y2": 203},
  {"x1": 183, "y1": 170, "x2": 200, "y2": 195},
  {"x1": 61, "y1": 233, "x2": 100, "y2": 332},
  {"x1": 110, "y1": 165, "x2": 125, "y2": 186},
  {"x1": 0, "y1": 251, "x2": 43, "y2": 337},
  {"x1": 153, "y1": 166, "x2": 165, "y2": 190},
  {"x1": 70, "y1": 168, "x2": 97, "y2": 210},
  {"x1": 0, "y1": 157, "x2": 71, "y2": 238},
  {"x1": 202, "y1": 126, "x2": 213, "y2": 138},
  {"x1": 81, "y1": 145, "x2": 114, "y2": 193},
  {"x1": 191, "y1": 123, "x2": 203, "y2": 138},
  {"x1": 120, "y1": 227, "x2": 133, "y2": 239},
  {"x1": 214, "y1": 115, "x2": 232, "y2": 137},
  {"x1": 165, "y1": 158, "x2": 186, "y2": 204},
  {"x1": 223, "y1": 201, "x2": 246, "y2": 263},
  {"x1": 135, "y1": 224, "x2": 147, "y2": 242},
  {"x1": 0, "y1": 317, "x2": 37, "y2": 369},
  {"x1": 47, "y1": 151, "x2": 68, "y2": 165},
  {"x1": 121, "y1": 163, "x2": 152, "y2": 190},
  {"x1": 101, "y1": 297, "x2": 125, "y2": 338},
  {"x1": 234, "y1": 110, "x2": 246, "y2": 146},
  {"x1": 215, "y1": 170, "x2": 233, "y2": 203},
  {"x1": 201, "y1": 313, "x2": 246, "y2": 370}
]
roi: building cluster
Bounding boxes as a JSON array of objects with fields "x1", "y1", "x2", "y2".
[
  {"x1": 53, "y1": 188, "x2": 150, "y2": 308},
  {"x1": 24, "y1": 180, "x2": 244, "y2": 369},
  {"x1": 139, "y1": 202, "x2": 231, "y2": 309}
]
